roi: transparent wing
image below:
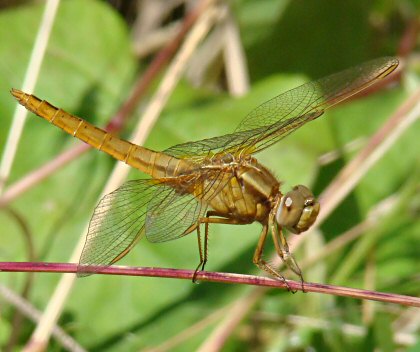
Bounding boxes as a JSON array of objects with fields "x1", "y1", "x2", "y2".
[
  {"x1": 146, "y1": 167, "x2": 229, "y2": 242},
  {"x1": 166, "y1": 57, "x2": 398, "y2": 160},
  {"x1": 77, "y1": 177, "x2": 205, "y2": 276},
  {"x1": 145, "y1": 188, "x2": 205, "y2": 243}
]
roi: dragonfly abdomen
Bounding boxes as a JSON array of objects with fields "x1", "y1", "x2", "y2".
[
  {"x1": 127, "y1": 147, "x2": 191, "y2": 178},
  {"x1": 11, "y1": 89, "x2": 186, "y2": 178}
]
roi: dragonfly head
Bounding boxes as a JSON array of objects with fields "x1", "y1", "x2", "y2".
[{"x1": 276, "y1": 185, "x2": 320, "y2": 234}]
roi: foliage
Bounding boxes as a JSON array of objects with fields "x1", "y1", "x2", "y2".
[{"x1": 0, "y1": 0, "x2": 418, "y2": 351}]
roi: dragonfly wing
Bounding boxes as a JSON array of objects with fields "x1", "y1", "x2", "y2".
[
  {"x1": 166, "y1": 57, "x2": 398, "y2": 158},
  {"x1": 145, "y1": 186, "x2": 205, "y2": 243},
  {"x1": 145, "y1": 168, "x2": 228, "y2": 242},
  {"x1": 165, "y1": 133, "x2": 236, "y2": 160},
  {"x1": 77, "y1": 178, "x2": 204, "y2": 276}
]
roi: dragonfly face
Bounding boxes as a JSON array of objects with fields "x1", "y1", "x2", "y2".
[{"x1": 276, "y1": 185, "x2": 320, "y2": 234}]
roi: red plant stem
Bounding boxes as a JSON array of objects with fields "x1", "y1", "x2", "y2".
[
  {"x1": 1, "y1": 262, "x2": 419, "y2": 308},
  {"x1": 0, "y1": 144, "x2": 89, "y2": 207}
]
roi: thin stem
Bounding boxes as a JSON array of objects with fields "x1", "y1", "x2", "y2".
[
  {"x1": 3, "y1": 208, "x2": 36, "y2": 352},
  {"x1": 0, "y1": 284, "x2": 86, "y2": 352},
  {"x1": 0, "y1": 0, "x2": 60, "y2": 193},
  {"x1": 144, "y1": 306, "x2": 226, "y2": 352},
  {"x1": 197, "y1": 288, "x2": 265, "y2": 352},
  {"x1": 222, "y1": 4, "x2": 250, "y2": 97},
  {"x1": 0, "y1": 262, "x2": 418, "y2": 307},
  {"x1": 318, "y1": 85, "x2": 420, "y2": 219}
]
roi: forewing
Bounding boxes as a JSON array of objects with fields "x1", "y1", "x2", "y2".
[
  {"x1": 166, "y1": 57, "x2": 398, "y2": 159},
  {"x1": 77, "y1": 178, "x2": 203, "y2": 276}
]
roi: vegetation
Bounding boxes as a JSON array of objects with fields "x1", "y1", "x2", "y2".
[{"x1": 0, "y1": 0, "x2": 419, "y2": 351}]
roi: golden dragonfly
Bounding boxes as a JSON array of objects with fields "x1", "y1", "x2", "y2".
[{"x1": 12, "y1": 57, "x2": 398, "y2": 285}]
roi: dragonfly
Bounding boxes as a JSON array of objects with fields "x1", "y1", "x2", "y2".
[{"x1": 12, "y1": 57, "x2": 398, "y2": 286}]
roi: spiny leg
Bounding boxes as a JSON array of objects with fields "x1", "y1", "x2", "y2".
[
  {"x1": 193, "y1": 223, "x2": 204, "y2": 283},
  {"x1": 197, "y1": 210, "x2": 216, "y2": 274},
  {"x1": 253, "y1": 224, "x2": 292, "y2": 291},
  {"x1": 271, "y1": 221, "x2": 305, "y2": 292},
  {"x1": 180, "y1": 222, "x2": 203, "y2": 282},
  {"x1": 192, "y1": 220, "x2": 210, "y2": 283},
  {"x1": 202, "y1": 220, "x2": 210, "y2": 271},
  {"x1": 193, "y1": 211, "x2": 246, "y2": 281}
]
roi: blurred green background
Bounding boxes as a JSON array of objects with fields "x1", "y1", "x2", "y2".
[{"x1": 0, "y1": 0, "x2": 419, "y2": 351}]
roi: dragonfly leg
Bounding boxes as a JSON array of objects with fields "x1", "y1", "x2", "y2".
[
  {"x1": 271, "y1": 221, "x2": 305, "y2": 293},
  {"x1": 193, "y1": 219, "x2": 210, "y2": 283},
  {"x1": 202, "y1": 219, "x2": 210, "y2": 271},
  {"x1": 193, "y1": 224, "x2": 204, "y2": 283},
  {"x1": 253, "y1": 224, "x2": 292, "y2": 291},
  {"x1": 181, "y1": 222, "x2": 203, "y2": 283},
  {"x1": 193, "y1": 211, "x2": 249, "y2": 282}
]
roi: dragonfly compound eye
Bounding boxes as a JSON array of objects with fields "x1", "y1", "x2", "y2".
[{"x1": 276, "y1": 185, "x2": 320, "y2": 234}]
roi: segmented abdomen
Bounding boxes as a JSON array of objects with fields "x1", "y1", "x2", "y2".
[{"x1": 11, "y1": 89, "x2": 190, "y2": 179}]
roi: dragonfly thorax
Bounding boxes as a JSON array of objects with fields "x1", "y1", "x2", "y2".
[{"x1": 275, "y1": 185, "x2": 320, "y2": 234}]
